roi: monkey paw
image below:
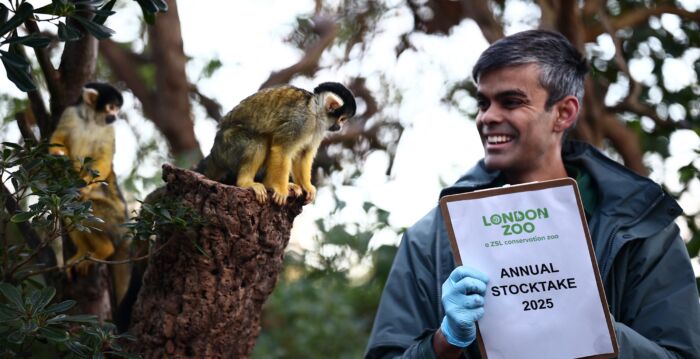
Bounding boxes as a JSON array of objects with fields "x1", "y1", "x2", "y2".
[
  {"x1": 271, "y1": 190, "x2": 288, "y2": 206},
  {"x1": 249, "y1": 183, "x2": 268, "y2": 203},
  {"x1": 288, "y1": 183, "x2": 303, "y2": 197},
  {"x1": 66, "y1": 254, "x2": 92, "y2": 277},
  {"x1": 302, "y1": 185, "x2": 317, "y2": 204}
]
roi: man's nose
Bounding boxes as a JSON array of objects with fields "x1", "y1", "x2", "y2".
[{"x1": 477, "y1": 105, "x2": 503, "y2": 125}]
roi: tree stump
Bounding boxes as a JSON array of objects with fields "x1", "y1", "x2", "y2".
[{"x1": 126, "y1": 164, "x2": 304, "y2": 358}]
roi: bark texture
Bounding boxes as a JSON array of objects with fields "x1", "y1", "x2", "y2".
[{"x1": 126, "y1": 165, "x2": 304, "y2": 358}]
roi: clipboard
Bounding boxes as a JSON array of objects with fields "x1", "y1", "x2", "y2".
[{"x1": 439, "y1": 178, "x2": 618, "y2": 359}]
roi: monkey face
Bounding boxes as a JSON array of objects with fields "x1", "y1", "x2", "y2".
[
  {"x1": 328, "y1": 115, "x2": 348, "y2": 132},
  {"x1": 324, "y1": 92, "x2": 353, "y2": 132},
  {"x1": 82, "y1": 83, "x2": 123, "y2": 125},
  {"x1": 104, "y1": 103, "x2": 120, "y2": 124}
]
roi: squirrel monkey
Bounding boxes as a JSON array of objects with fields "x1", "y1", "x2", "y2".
[
  {"x1": 49, "y1": 83, "x2": 130, "y2": 303},
  {"x1": 198, "y1": 82, "x2": 356, "y2": 205}
]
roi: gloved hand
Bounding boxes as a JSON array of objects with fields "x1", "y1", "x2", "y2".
[{"x1": 440, "y1": 266, "x2": 489, "y2": 348}]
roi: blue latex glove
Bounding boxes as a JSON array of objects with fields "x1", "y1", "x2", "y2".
[{"x1": 440, "y1": 266, "x2": 489, "y2": 348}]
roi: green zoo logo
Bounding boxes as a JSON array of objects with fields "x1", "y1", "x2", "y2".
[{"x1": 482, "y1": 208, "x2": 549, "y2": 236}]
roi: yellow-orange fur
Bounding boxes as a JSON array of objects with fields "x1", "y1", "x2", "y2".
[
  {"x1": 202, "y1": 85, "x2": 353, "y2": 205},
  {"x1": 49, "y1": 91, "x2": 130, "y2": 303}
]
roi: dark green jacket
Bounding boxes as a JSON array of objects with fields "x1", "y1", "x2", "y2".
[{"x1": 366, "y1": 141, "x2": 700, "y2": 358}]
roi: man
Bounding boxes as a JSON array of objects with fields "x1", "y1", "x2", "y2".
[{"x1": 365, "y1": 30, "x2": 700, "y2": 359}]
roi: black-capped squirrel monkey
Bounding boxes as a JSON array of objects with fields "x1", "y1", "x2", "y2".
[
  {"x1": 49, "y1": 83, "x2": 130, "y2": 303},
  {"x1": 199, "y1": 82, "x2": 356, "y2": 205}
]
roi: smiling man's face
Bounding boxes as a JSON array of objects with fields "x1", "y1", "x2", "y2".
[{"x1": 475, "y1": 63, "x2": 567, "y2": 183}]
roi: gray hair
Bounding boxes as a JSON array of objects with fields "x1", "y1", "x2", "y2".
[{"x1": 472, "y1": 30, "x2": 588, "y2": 110}]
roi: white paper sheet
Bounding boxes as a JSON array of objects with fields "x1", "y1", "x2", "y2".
[{"x1": 442, "y1": 181, "x2": 616, "y2": 359}]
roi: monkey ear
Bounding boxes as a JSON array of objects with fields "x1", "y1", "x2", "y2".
[
  {"x1": 324, "y1": 93, "x2": 344, "y2": 113},
  {"x1": 82, "y1": 88, "x2": 99, "y2": 108}
]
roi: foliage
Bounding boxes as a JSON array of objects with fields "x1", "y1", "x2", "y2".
[
  {"x1": 0, "y1": 140, "x2": 146, "y2": 357},
  {"x1": 0, "y1": 140, "x2": 102, "y2": 283},
  {"x1": 252, "y1": 202, "x2": 399, "y2": 359},
  {"x1": 0, "y1": 282, "x2": 136, "y2": 358},
  {"x1": 122, "y1": 194, "x2": 207, "y2": 255},
  {"x1": 0, "y1": 0, "x2": 167, "y2": 91}
]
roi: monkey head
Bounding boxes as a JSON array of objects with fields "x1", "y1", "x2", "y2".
[
  {"x1": 81, "y1": 82, "x2": 124, "y2": 124},
  {"x1": 314, "y1": 82, "x2": 357, "y2": 132}
]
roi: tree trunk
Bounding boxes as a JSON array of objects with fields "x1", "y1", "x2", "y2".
[
  {"x1": 126, "y1": 165, "x2": 304, "y2": 358},
  {"x1": 148, "y1": 0, "x2": 202, "y2": 166}
]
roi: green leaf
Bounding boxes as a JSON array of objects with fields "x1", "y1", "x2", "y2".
[
  {"x1": 1, "y1": 48, "x2": 35, "y2": 92},
  {"x1": 202, "y1": 58, "x2": 222, "y2": 78},
  {"x1": 135, "y1": 0, "x2": 158, "y2": 13},
  {"x1": 63, "y1": 314, "x2": 98, "y2": 324},
  {"x1": 135, "y1": 0, "x2": 157, "y2": 24},
  {"x1": 2, "y1": 34, "x2": 51, "y2": 48},
  {"x1": 0, "y1": 2, "x2": 33, "y2": 38},
  {"x1": 0, "y1": 4, "x2": 9, "y2": 27},
  {"x1": 7, "y1": 330, "x2": 25, "y2": 344},
  {"x1": 46, "y1": 314, "x2": 67, "y2": 324},
  {"x1": 57, "y1": 22, "x2": 83, "y2": 42},
  {"x1": 686, "y1": 233, "x2": 700, "y2": 258},
  {"x1": 678, "y1": 163, "x2": 698, "y2": 185},
  {"x1": 34, "y1": 3, "x2": 65, "y2": 16},
  {"x1": 1, "y1": 141, "x2": 22, "y2": 149},
  {"x1": 46, "y1": 299, "x2": 77, "y2": 313},
  {"x1": 10, "y1": 211, "x2": 33, "y2": 223},
  {"x1": 0, "y1": 283, "x2": 24, "y2": 311},
  {"x1": 31, "y1": 287, "x2": 56, "y2": 312},
  {"x1": 69, "y1": 15, "x2": 115, "y2": 39},
  {"x1": 39, "y1": 326, "x2": 69, "y2": 342},
  {"x1": 92, "y1": 0, "x2": 117, "y2": 25},
  {"x1": 0, "y1": 304, "x2": 21, "y2": 321},
  {"x1": 65, "y1": 340, "x2": 90, "y2": 357},
  {"x1": 0, "y1": 49, "x2": 29, "y2": 68}
]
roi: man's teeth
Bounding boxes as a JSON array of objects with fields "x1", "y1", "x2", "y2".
[{"x1": 487, "y1": 135, "x2": 513, "y2": 144}]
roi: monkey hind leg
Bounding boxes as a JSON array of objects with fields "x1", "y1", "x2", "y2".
[
  {"x1": 263, "y1": 145, "x2": 293, "y2": 205},
  {"x1": 66, "y1": 231, "x2": 90, "y2": 275},
  {"x1": 236, "y1": 140, "x2": 269, "y2": 203},
  {"x1": 110, "y1": 238, "x2": 132, "y2": 305},
  {"x1": 69, "y1": 231, "x2": 115, "y2": 275}
]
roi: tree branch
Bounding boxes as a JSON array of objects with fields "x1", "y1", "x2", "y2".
[
  {"x1": 14, "y1": 112, "x2": 37, "y2": 143},
  {"x1": 189, "y1": 84, "x2": 222, "y2": 121},
  {"x1": 99, "y1": 39, "x2": 156, "y2": 118},
  {"x1": 148, "y1": 0, "x2": 200, "y2": 160},
  {"x1": 597, "y1": 9, "x2": 689, "y2": 131},
  {"x1": 23, "y1": 19, "x2": 60, "y2": 97},
  {"x1": 55, "y1": 13, "x2": 99, "y2": 124},
  {"x1": 460, "y1": 0, "x2": 503, "y2": 43},
  {"x1": 600, "y1": 113, "x2": 647, "y2": 175},
  {"x1": 585, "y1": 5, "x2": 700, "y2": 41},
  {"x1": 259, "y1": 16, "x2": 339, "y2": 89},
  {"x1": 2, "y1": 184, "x2": 57, "y2": 270}
]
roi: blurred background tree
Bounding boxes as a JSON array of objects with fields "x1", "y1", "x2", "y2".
[{"x1": 1, "y1": 0, "x2": 698, "y2": 357}]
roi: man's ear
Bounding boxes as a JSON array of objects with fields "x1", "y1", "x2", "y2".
[
  {"x1": 553, "y1": 96, "x2": 579, "y2": 133},
  {"x1": 82, "y1": 87, "x2": 99, "y2": 108}
]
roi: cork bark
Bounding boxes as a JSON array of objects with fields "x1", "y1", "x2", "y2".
[{"x1": 126, "y1": 164, "x2": 304, "y2": 358}]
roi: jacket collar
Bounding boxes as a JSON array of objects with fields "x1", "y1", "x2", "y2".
[{"x1": 439, "y1": 140, "x2": 680, "y2": 226}]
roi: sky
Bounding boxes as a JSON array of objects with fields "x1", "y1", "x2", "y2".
[{"x1": 0, "y1": 0, "x2": 699, "y2": 274}]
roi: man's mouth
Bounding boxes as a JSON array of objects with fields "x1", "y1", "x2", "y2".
[{"x1": 486, "y1": 135, "x2": 514, "y2": 145}]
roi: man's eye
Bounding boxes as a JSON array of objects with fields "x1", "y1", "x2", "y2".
[
  {"x1": 477, "y1": 100, "x2": 489, "y2": 111},
  {"x1": 503, "y1": 98, "x2": 524, "y2": 108}
]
